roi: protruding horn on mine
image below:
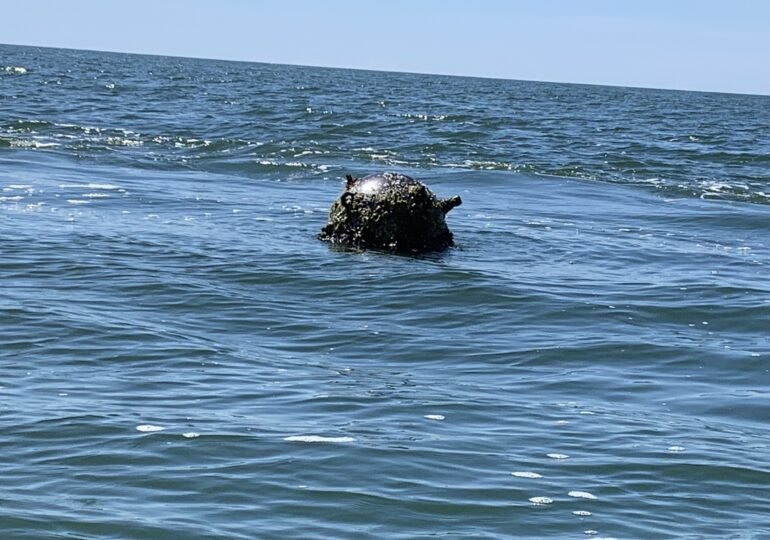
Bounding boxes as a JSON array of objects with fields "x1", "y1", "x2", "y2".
[{"x1": 440, "y1": 195, "x2": 462, "y2": 214}]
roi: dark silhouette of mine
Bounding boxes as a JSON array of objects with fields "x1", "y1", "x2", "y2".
[{"x1": 319, "y1": 172, "x2": 462, "y2": 253}]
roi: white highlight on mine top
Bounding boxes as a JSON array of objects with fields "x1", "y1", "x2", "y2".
[
  {"x1": 529, "y1": 496, "x2": 553, "y2": 505},
  {"x1": 547, "y1": 453, "x2": 570, "y2": 460},
  {"x1": 424, "y1": 414, "x2": 445, "y2": 421}
]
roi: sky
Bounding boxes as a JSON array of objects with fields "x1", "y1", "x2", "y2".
[{"x1": 3, "y1": 0, "x2": 770, "y2": 95}]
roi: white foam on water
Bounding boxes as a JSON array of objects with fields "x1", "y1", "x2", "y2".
[
  {"x1": 60, "y1": 183, "x2": 121, "y2": 190},
  {"x1": 293, "y1": 150, "x2": 320, "y2": 157},
  {"x1": 556, "y1": 420, "x2": 570, "y2": 425},
  {"x1": 424, "y1": 414, "x2": 445, "y2": 421},
  {"x1": 667, "y1": 445, "x2": 685, "y2": 453},
  {"x1": 529, "y1": 496, "x2": 553, "y2": 505},
  {"x1": 136, "y1": 424, "x2": 165, "y2": 432},
  {"x1": 573, "y1": 510, "x2": 592, "y2": 516},
  {"x1": 0, "y1": 196, "x2": 24, "y2": 202},
  {"x1": 6, "y1": 184, "x2": 33, "y2": 189},
  {"x1": 67, "y1": 199, "x2": 91, "y2": 205},
  {"x1": 512, "y1": 471, "x2": 543, "y2": 479},
  {"x1": 547, "y1": 453, "x2": 570, "y2": 460},
  {"x1": 5, "y1": 66, "x2": 28, "y2": 73},
  {"x1": 10, "y1": 139, "x2": 60, "y2": 148},
  {"x1": 703, "y1": 182, "x2": 734, "y2": 192},
  {"x1": 569, "y1": 491, "x2": 598, "y2": 500},
  {"x1": 106, "y1": 136, "x2": 142, "y2": 147},
  {"x1": 284, "y1": 435, "x2": 355, "y2": 443},
  {"x1": 182, "y1": 432, "x2": 200, "y2": 439},
  {"x1": 82, "y1": 193, "x2": 111, "y2": 198}
]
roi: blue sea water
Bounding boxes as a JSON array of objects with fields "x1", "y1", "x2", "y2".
[{"x1": 1, "y1": 44, "x2": 769, "y2": 539}]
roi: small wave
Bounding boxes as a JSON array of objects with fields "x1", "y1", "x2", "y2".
[
  {"x1": 292, "y1": 150, "x2": 324, "y2": 158},
  {"x1": 701, "y1": 180, "x2": 750, "y2": 194},
  {"x1": 568, "y1": 491, "x2": 598, "y2": 500},
  {"x1": 512, "y1": 471, "x2": 543, "y2": 479},
  {"x1": 397, "y1": 112, "x2": 450, "y2": 121},
  {"x1": 284, "y1": 435, "x2": 356, "y2": 443},
  {"x1": 59, "y1": 183, "x2": 122, "y2": 190},
  {"x1": 105, "y1": 136, "x2": 143, "y2": 147},
  {"x1": 252, "y1": 160, "x2": 334, "y2": 174},
  {"x1": 8, "y1": 139, "x2": 60, "y2": 149},
  {"x1": 2, "y1": 121, "x2": 227, "y2": 154},
  {"x1": 136, "y1": 424, "x2": 165, "y2": 432},
  {"x1": 258, "y1": 159, "x2": 309, "y2": 169},
  {"x1": 442, "y1": 160, "x2": 536, "y2": 173}
]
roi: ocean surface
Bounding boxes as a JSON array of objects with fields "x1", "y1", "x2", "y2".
[{"x1": 1, "y1": 44, "x2": 769, "y2": 539}]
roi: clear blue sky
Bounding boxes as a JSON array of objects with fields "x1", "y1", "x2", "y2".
[{"x1": 3, "y1": 0, "x2": 769, "y2": 95}]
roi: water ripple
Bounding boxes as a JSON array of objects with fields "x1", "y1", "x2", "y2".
[{"x1": 2, "y1": 44, "x2": 770, "y2": 540}]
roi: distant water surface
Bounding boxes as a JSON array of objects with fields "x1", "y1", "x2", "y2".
[{"x1": 1, "y1": 44, "x2": 769, "y2": 539}]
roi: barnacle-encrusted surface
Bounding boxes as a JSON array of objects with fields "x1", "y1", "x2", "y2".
[{"x1": 319, "y1": 173, "x2": 461, "y2": 253}]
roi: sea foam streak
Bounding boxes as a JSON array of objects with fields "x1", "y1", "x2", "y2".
[{"x1": 284, "y1": 435, "x2": 355, "y2": 443}]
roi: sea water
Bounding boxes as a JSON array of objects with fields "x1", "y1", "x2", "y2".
[{"x1": 1, "y1": 44, "x2": 769, "y2": 539}]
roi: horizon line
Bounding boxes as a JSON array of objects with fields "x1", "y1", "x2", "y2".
[{"x1": 3, "y1": 41, "x2": 769, "y2": 99}]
